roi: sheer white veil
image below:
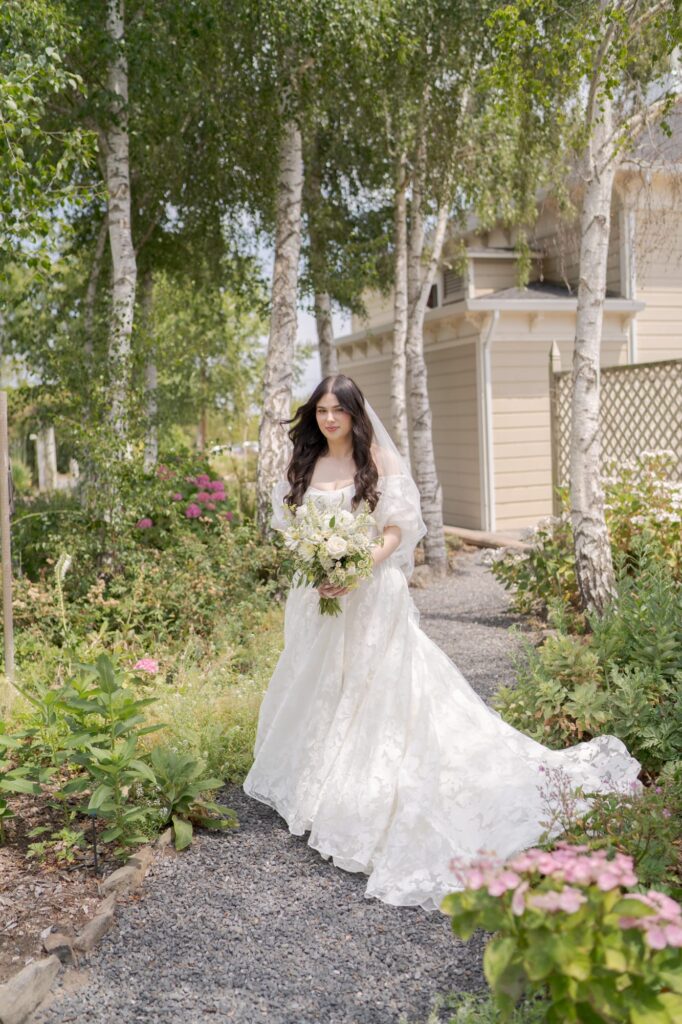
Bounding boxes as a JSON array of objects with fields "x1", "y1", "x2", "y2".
[{"x1": 365, "y1": 400, "x2": 427, "y2": 578}]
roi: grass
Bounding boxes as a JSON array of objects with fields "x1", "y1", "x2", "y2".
[{"x1": 141, "y1": 601, "x2": 284, "y2": 782}]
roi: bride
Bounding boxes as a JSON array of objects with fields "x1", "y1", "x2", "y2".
[{"x1": 242, "y1": 373, "x2": 640, "y2": 912}]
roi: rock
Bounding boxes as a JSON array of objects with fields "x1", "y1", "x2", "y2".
[
  {"x1": 42, "y1": 928, "x2": 75, "y2": 965},
  {"x1": 0, "y1": 954, "x2": 61, "y2": 1024},
  {"x1": 99, "y1": 844, "x2": 154, "y2": 898},
  {"x1": 155, "y1": 827, "x2": 173, "y2": 849},
  {"x1": 74, "y1": 904, "x2": 116, "y2": 953}
]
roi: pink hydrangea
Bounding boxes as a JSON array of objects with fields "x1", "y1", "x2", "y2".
[
  {"x1": 528, "y1": 887, "x2": 587, "y2": 914},
  {"x1": 195, "y1": 491, "x2": 212, "y2": 504},
  {"x1": 185, "y1": 503, "x2": 202, "y2": 518},
  {"x1": 133, "y1": 658, "x2": 159, "y2": 674},
  {"x1": 171, "y1": 492, "x2": 183, "y2": 501},
  {"x1": 136, "y1": 517, "x2": 153, "y2": 529}
]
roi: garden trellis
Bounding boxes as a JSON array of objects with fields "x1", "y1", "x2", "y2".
[{"x1": 550, "y1": 353, "x2": 682, "y2": 515}]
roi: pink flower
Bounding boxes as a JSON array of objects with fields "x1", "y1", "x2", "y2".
[
  {"x1": 213, "y1": 491, "x2": 227, "y2": 502},
  {"x1": 596, "y1": 871, "x2": 621, "y2": 892},
  {"x1": 557, "y1": 888, "x2": 587, "y2": 913},
  {"x1": 156, "y1": 464, "x2": 174, "y2": 480},
  {"x1": 511, "y1": 881, "x2": 529, "y2": 916},
  {"x1": 171, "y1": 492, "x2": 183, "y2": 501},
  {"x1": 645, "y1": 925, "x2": 668, "y2": 950},
  {"x1": 206, "y1": 502, "x2": 216, "y2": 511},
  {"x1": 136, "y1": 517, "x2": 153, "y2": 529},
  {"x1": 185, "y1": 503, "x2": 202, "y2": 518},
  {"x1": 207, "y1": 480, "x2": 225, "y2": 492},
  {"x1": 663, "y1": 924, "x2": 682, "y2": 947},
  {"x1": 133, "y1": 658, "x2": 159, "y2": 674},
  {"x1": 465, "y1": 867, "x2": 486, "y2": 890},
  {"x1": 223, "y1": 511, "x2": 234, "y2": 522},
  {"x1": 195, "y1": 491, "x2": 212, "y2": 504},
  {"x1": 195, "y1": 474, "x2": 211, "y2": 486}
]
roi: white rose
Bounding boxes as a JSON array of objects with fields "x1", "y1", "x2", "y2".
[
  {"x1": 335, "y1": 510, "x2": 354, "y2": 528},
  {"x1": 326, "y1": 534, "x2": 348, "y2": 558}
]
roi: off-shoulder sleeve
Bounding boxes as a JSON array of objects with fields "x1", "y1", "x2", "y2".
[
  {"x1": 373, "y1": 473, "x2": 427, "y2": 577},
  {"x1": 270, "y1": 479, "x2": 291, "y2": 533}
]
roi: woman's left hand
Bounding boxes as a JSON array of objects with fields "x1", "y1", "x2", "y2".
[{"x1": 318, "y1": 582, "x2": 351, "y2": 598}]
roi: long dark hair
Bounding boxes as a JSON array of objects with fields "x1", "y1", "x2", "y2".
[{"x1": 284, "y1": 374, "x2": 380, "y2": 511}]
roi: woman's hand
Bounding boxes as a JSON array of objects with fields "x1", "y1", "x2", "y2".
[{"x1": 317, "y1": 582, "x2": 351, "y2": 598}]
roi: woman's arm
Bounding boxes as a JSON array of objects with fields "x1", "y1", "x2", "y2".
[{"x1": 319, "y1": 525, "x2": 401, "y2": 598}]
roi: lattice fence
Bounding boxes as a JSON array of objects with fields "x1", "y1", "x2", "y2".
[{"x1": 549, "y1": 358, "x2": 682, "y2": 515}]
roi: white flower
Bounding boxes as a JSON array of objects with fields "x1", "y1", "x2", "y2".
[
  {"x1": 335, "y1": 509, "x2": 354, "y2": 528},
  {"x1": 326, "y1": 534, "x2": 348, "y2": 558}
]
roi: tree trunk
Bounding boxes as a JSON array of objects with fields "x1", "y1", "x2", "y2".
[
  {"x1": 84, "y1": 213, "x2": 108, "y2": 360},
  {"x1": 391, "y1": 155, "x2": 410, "y2": 461},
  {"x1": 305, "y1": 144, "x2": 337, "y2": 378},
  {"x1": 406, "y1": 195, "x2": 450, "y2": 577},
  {"x1": 101, "y1": 0, "x2": 136, "y2": 444},
  {"x1": 314, "y1": 289, "x2": 336, "y2": 378},
  {"x1": 140, "y1": 270, "x2": 158, "y2": 472},
  {"x1": 570, "y1": 96, "x2": 617, "y2": 615},
  {"x1": 36, "y1": 427, "x2": 58, "y2": 493},
  {"x1": 256, "y1": 118, "x2": 304, "y2": 533}
]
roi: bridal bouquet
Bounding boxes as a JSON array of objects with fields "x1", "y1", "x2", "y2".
[{"x1": 281, "y1": 497, "x2": 382, "y2": 615}]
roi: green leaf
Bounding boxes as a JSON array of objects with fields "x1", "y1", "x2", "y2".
[
  {"x1": 127, "y1": 759, "x2": 157, "y2": 784},
  {"x1": 172, "y1": 814, "x2": 193, "y2": 851},
  {"x1": 0, "y1": 777, "x2": 41, "y2": 795},
  {"x1": 88, "y1": 783, "x2": 114, "y2": 810},
  {"x1": 483, "y1": 935, "x2": 519, "y2": 988}
]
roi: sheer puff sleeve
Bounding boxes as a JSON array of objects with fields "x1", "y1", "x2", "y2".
[
  {"x1": 372, "y1": 447, "x2": 426, "y2": 578},
  {"x1": 270, "y1": 479, "x2": 291, "y2": 534}
]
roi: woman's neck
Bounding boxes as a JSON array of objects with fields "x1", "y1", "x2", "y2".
[{"x1": 325, "y1": 438, "x2": 354, "y2": 460}]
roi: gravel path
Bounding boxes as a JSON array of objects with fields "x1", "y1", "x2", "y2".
[{"x1": 35, "y1": 551, "x2": 523, "y2": 1024}]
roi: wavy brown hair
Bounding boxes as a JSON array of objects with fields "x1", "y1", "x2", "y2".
[{"x1": 284, "y1": 375, "x2": 380, "y2": 511}]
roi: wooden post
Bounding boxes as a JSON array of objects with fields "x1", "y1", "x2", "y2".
[
  {"x1": 548, "y1": 343, "x2": 562, "y2": 518},
  {"x1": 0, "y1": 392, "x2": 14, "y2": 685}
]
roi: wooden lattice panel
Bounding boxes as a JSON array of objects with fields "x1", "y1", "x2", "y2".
[{"x1": 551, "y1": 359, "x2": 682, "y2": 508}]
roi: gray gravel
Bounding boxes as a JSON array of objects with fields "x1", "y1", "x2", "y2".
[{"x1": 34, "y1": 550, "x2": 521, "y2": 1024}]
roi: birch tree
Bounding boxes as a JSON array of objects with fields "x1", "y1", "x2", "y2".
[
  {"x1": 100, "y1": 0, "x2": 137, "y2": 443},
  {"x1": 569, "y1": 0, "x2": 681, "y2": 614}
]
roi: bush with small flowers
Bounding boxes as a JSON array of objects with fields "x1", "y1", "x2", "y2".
[{"x1": 441, "y1": 843, "x2": 682, "y2": 1024}]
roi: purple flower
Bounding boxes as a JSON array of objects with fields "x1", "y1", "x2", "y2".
[
  {"x1": 185, "y1": 503, "x2": 202, "y2": 519},
  {"x1": 207, "y1": 480, "x2": 225, "y2": 492},
  {"x1": 223, "y1": 511, "x2": 234, "y2": 522},
  {"x1": 136, "y1": 517, "x2": 153, "y2": 529},
  {"x1": 171, "y1": 492, "x2": 183, "y2": 502},
  {"x1": 195, "y1": 474, "x2": 211, "y2": 487},
  {"x1": 195, "y1": 491, "x2": 212, "y2": 504}
]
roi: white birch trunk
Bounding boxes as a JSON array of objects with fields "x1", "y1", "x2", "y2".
[
  {"x1": 391, "y1": 155, "x2": 410, "y2": 461},
  {"x1": 406, "y1": 194, "x2": 450, "y2": 577},
  {"x1": 36, "y1": 427, "x2": 58, "y2": 493},
  {"x1": 314, "y1": 289, "x2": 337, "y2": 378},
  {"x1": 570, "y1": 95, "x2": 617, "y2": 614},
  {"x1": 101, "y1": 0, "x2": 136, "y2": 443},
  {"x1": 257, "y1": 119, "x2": 304, "y2": 533},
  {"x1": 140, "y1": 271, "x2": 158, "y2": 472}
]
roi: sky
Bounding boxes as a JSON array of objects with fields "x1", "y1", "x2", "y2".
[{"x1": 295, "y1": 305, "x2": 352, "y2": 397}]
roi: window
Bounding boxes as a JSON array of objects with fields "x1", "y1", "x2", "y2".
[
  {"x1": 427, "y1": 283, "x2": 438, "y2": 309},
  {"x1": 443, "y1": 268, "x2": 466, "y2": 302}
]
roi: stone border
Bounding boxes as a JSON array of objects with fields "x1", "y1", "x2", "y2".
[{"x1": 0, "y1": 831, "x2": 170, "y2": 1024}]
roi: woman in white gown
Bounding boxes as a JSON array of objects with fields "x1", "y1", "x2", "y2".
[{"x1": 243, "y1": 374, "x2": 640, "y2": 913}]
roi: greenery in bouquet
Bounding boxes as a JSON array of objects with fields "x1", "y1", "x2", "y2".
[{"x1": 281, "y1": 496, "x2": 382, "y2": 615}]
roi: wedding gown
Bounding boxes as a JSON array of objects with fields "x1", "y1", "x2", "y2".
[{"x1": 242, "y1": 475, "x2": 640, "y2": 913}]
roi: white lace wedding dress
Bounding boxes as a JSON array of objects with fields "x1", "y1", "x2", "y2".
[{"x1": 242, "y1": 476, "x2": 640, "y2": 913}]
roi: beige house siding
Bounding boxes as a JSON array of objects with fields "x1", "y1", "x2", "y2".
[
  {"x1": 532, "y1": 198, "x2": 622, "y2": 294},
  {"x1": 338, "y1": 337, "x2": 482, "y2": 530},
  {"x1": 634, "y1": 201, "x2": 682, "y2": 363},
  {"x1": 350, "y1": 289, "x2": 393, "y2": 333},
  {"x1": 472, "y1": 258, "x2": 521, "y2": 296},
  {"x1": 490, "y1": 319, "x2": 629, "y2": 531}
]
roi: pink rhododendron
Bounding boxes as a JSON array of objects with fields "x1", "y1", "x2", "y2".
[
  {"x1": 136, "y1": 517, "x2": 153, "y2": 529},
  {"x1": 133, "y1": 658, "x2": 159, "y2": 674},
  {"x1": 185, "y1": 503, "x2": 202, "y2": 518}
]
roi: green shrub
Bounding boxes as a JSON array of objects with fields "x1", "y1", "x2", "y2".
[
  {"x1": 492, "y1": 452, "x2": 682, "y2": 621},
  {"x1": 442, "y1": 847, "x2": 682, "y2": 1024}
]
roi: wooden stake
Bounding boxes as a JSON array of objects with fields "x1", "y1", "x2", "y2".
[{"x1": 0, "y1": 392, "x2": 15, "y2": 683}]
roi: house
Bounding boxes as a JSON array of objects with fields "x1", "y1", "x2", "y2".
[{"x1": 336, "y1": 145, "x2": 682, "y2": 534}]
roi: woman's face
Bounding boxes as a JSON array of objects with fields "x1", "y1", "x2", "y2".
[{"x1": 315, "y1": 391, "x2": 353, "y2": 445}]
